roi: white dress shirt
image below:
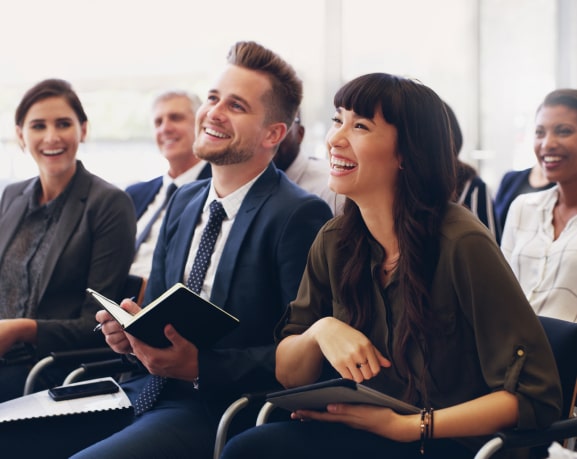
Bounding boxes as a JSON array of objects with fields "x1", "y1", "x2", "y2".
[
  {"x1": 284, "y1": 153, "x2": 344, "y2": 216},
  {"x1": 501, "y1": 186, "x2": 577, "y2": 321},
  {"x1": 130, "y1": 161, "x2": 208, "y2": 278},
  {"x1": 182, "y1": 170, "x2": 264, "y2": 300}
]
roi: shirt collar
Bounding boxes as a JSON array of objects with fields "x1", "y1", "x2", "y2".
[
  {"x1": 529, "y1": 185, "x2": 559, "y2": 212},
  {"x1": 204, "y1": 166, "x2": 268, "y2": 220},
  {"x1": 162, "y1": 160, "x2": 208, "y2": 188}
]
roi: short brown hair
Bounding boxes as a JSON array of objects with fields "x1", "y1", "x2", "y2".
[{"x1": 227, "y1": 41, "x2": 302, "y2": 126}]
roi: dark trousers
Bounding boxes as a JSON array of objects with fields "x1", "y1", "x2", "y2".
[
  {"x1": 220, "y1": 419, "x2": 476, "y2": 459},
  {"x1": 0, "y1": 375, "x2": 240, "y2": 459}
]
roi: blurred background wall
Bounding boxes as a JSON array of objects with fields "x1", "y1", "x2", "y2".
[{"x1": 1, "y1": 0, "x2": 575, "y2": 193}]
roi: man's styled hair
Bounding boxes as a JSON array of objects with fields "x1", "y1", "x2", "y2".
[{"x1": 227, "y1": 41, "x2": 302, "y2": 127}]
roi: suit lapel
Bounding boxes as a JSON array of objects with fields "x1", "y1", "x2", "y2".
[
  {"x1": 136, "y1": 178, "x2": 163, "y2": 219},
  {"x1": 0, "y1": 182, "x2": 33, "y2": 262},
  {"x1": 36, "y1": 164, "x2": 91, "y2": 298},
  {"x1": 197, "y1": 163, "x2": 212, "y2": 180},
  {"x1": 210, "y1": 164, "x2": 279, "y2": 308},
  {"x1": 169, "y1": 186, "x2": 209, "y2": 285}
]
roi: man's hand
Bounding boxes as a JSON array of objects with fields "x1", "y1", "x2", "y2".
[
  {"x1": 126, "y1": 324, "x2": 200, "y2": 382},
  {"x1": 95, "y1": 298, "x2": 141, "y2": 355}
]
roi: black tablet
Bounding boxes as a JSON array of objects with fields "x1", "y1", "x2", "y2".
[{"x1": 266, "y1": 378, "x2": 420, "y2": 414}]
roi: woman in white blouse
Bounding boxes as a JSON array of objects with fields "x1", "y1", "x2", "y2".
[{"x1": 501, "y1": 88, "x2": 577, "y2": 321}]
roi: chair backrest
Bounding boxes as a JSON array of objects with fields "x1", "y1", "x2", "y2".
[
  {"x1": 538, "y1": 316, "x2": 577, "y2": 418},
  {"x1": 121, "y1": 275, "x2": 147, "y2": 306},
  {"x1": 22, "y1": 275, "x2": 148, "y2": 395}
]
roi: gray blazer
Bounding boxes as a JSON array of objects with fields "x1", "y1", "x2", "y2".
[{"x1": 0, "y1": 161, "x2": 136, "y2": 357}]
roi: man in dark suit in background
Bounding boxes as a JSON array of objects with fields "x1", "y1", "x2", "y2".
[
  {"x1": 126, "y1": 90, "x2": 211, "y2": 279},
  {"x1": 0, "y1": 41, "x2": 332, "y2": 458}
]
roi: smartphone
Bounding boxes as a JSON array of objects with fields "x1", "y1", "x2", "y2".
[{"x1": 48, "y1": 380, "x2": 119, "y2": 401}]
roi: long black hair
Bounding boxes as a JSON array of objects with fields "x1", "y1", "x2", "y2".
[{"x1": 334, "y1": 73, "x2": 456, "y2": 401}]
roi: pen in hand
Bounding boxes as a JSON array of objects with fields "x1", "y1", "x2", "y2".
[{"x1": 93, "y1": 296, "x2": 136, "y2": 332}]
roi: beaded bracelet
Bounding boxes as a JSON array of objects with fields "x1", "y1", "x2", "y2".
[{"x1": 419, "y1": 408, "x2": 434, "y2": 455}]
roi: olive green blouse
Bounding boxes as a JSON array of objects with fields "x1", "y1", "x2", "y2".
[{"x1": 276, "y1": 203, "x2": 561, "y2": 437}]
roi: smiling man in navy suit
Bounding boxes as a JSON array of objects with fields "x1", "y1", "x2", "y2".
[
  {"x1": 126, "y1": 90, "x2": 212, "y2": 279},
  {"x1": 11, "y1": 41, "x2": 333, "y2": 458}
]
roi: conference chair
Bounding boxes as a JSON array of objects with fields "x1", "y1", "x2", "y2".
[
  {"x1": 23, "y1": 275, "x2": 146, "y2": 395},
  {"x1": 213, "y1": 315, "x2": 577, "y2": 459},
  {"x1": 474, "y1": 315, "x2": 577, "y2": 458}
]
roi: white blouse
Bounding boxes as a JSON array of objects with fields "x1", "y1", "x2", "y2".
[{"x1": 501, "y1": 186, "x2": 577, "y2": 322}]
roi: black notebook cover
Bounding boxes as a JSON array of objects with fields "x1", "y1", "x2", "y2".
[
  {"x1": 266, "y1": 378, "x2": 420, "y2": 414},
  {"x1": 87, "y1": 283, "x2": 240, "y2": 348}
]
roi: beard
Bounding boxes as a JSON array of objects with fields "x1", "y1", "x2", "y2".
[{"x1": 194, "y1": 140, "x2": 254, "y2": 166}]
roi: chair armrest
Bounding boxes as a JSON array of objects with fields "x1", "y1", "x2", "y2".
[
  {"x1": 0, "y1": 343, "x2": 35, "y2": 366},
  {"x1": 256, "y1": 402, "x2": 278, "y2": 425},
  {"x1": 48, "y1": 348, "x2": 118, "y2": 363},
  {"x1": 214, "y1": 396, "x2": 251, "y2": 459},
  {"x1": 62, "y1": 358, "x2": 138, "y2": 385},
  {"x1": 23, "y1": 347, "x2": 119, "y2": 395},
  {"x1": 499, "y1": 417, "x2": 577, "y2": 449},
  {"x1": 213, "y1": 391, "x2": 271, "y2": 459},
  {"x1": 474, "y1": 418, "x2": 577, "y2": 459}
]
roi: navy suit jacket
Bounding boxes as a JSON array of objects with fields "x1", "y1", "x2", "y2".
[
  {"x1": 494, "y1": 167, "x2": 555, "y2": 233},
  {"x1": 126, "y1": 163, "x2": 212, "y2": 220},
  {"x1": 145, "y1": 162, "x2": 333, "y2": 397}
]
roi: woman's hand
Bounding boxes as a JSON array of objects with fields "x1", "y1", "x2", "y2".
[
  {"x1": 308, "y1": 317, "x2": 391, "y2": 382},
  {"x1": 292, "y1": 391, "x2": 519, "y2": 442},
  {"x1": 0, "y1": 318, "x2": 37, "y2": 356},
  {"x1": 292, "y1": 404, "x2": 419, "y2": 442}
]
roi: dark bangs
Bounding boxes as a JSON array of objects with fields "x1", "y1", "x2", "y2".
[
  {"x1": 333, "y1": 73, "x2": 402, "y2": 124},
  {"x1": 333, "y1": 73, "x2": 455, "y2": 207}
]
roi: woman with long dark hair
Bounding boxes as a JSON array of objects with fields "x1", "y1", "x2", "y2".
[{"x1": 220, "y1": 73, "x2": 561, "y2": 458}]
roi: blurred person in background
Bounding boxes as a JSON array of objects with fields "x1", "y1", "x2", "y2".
[
  {"x1": 274, "y1": 108, "x2": 344, "y2": 215},
  {"x1": 501, "y1": 89, "x2": 577, "y2": 322},
  {"x1": 127, "y1": 90, "x2": 211, "y2": 279},
  {"x1": 494, "y1": 163, "x2": 553, "y2": 233},
  {"x1": 444, "y1": 102, "x2": 500, "y2": 242}
]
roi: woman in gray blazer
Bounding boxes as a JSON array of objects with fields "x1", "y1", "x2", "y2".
[{"x1": 0, "y1": 79, "x2": 136, "y2": 402}]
